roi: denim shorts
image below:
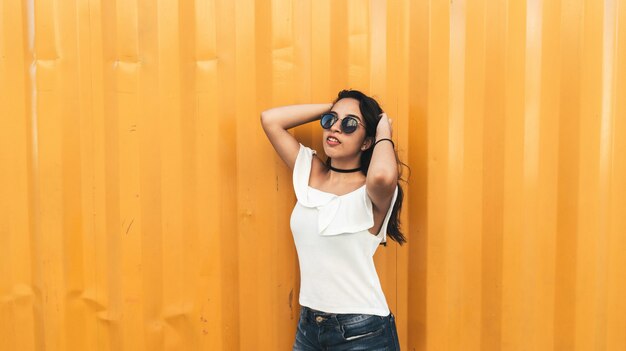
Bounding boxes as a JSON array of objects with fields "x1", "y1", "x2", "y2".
[{"x1": 293, "y1": 306, "x2": 400, "y2": 350}]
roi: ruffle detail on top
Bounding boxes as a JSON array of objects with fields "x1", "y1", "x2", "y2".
[{"x1": 293, "y1": 143, "x2": 398, "y2": 240}]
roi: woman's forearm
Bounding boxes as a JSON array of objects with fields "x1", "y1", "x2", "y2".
[
  {"x1": 368, "y1": 125, "x2": 398, "y2": 182},
  {"x1": 260, "y1": 103, "x2": 333, "y2": 130},
  {"x1": 370, "y1": 151, "x2": 398, "y2": 183}
]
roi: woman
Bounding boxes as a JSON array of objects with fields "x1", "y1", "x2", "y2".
[{"x1": 260, "y1": 89, "x2": 407, "y2": 350}]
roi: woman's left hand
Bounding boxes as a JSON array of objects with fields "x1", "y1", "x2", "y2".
[{"x1": 376, "y1": 113, "x2": 393, "y2": 139}]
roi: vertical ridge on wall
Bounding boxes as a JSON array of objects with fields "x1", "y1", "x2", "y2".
[
  {"x1": 1, "y1": 0, "x2": 625, "y2": 350},
  {"x1": 195, "y1": 0, "x2": 223, "y2": 349},
  {"x1": 1, "y1": 0, "x2": 36, "y2": 350},
  {"x1": 481, "y1": 0, "x2": 505, "y2": 349},
  {"x1": 502, "y1": 0, "x2": 527, "y2": 349},
  {"x1": 236, "y1": 0, "x2": 260, "y2": 348},
  {"x1": 214, "y1": 0, "x2": 239, "y2": 349},
  {"x1": 462, "y1": 0, "x2": 485, "y2": 348},
  {"x1": 138, "y1": 0, "x2": 163, "y2": 349},
  {"x1": 447, "y1": 0, "x2": 468, "y2": 348},
  {"x1": 606, "y1": 3, "x2": 626, "y2": 347},
  {"x1": 426, "y1": 0, "x2": 450, "y2": 348},
  {"x1": 392, "y1": 0, "x2": 410, "y2": 344},
  {"x1": 554, "y1": 0, "x2": 581, "y2": 349},
  {"x1": 576, "y1": 0, "x2": 608, "y2": 349},
  {"x1": 407, "y1": 0, "x2": 429, "y2": 349}
]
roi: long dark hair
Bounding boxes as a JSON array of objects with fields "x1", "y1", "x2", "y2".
[{"x1": 326, "y1": 89, "x2": 410, "y2": 246}]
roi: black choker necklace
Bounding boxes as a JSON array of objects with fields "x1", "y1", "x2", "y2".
[{"x1": 328, "y1": 164, "x2": 361, "y2": 173}]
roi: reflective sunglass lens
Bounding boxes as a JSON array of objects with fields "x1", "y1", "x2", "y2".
[
  {"x1": 342, "y1": 117, "x2": 359, "y2": 133},
  {"x1": 320, "y1": 114, "x2": 336, "y2": 129}
]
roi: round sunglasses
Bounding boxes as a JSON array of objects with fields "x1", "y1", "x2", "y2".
[{"x1": 319, "y1": 112, "x2": 365, "y2": 134}]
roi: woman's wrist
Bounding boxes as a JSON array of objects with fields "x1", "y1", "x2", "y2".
[
  {"x1": 375, "y1": 131, "x2": 392, "y2": 142},
  {"x1": 374, "y1": 138, "x2": 395, "y2": 148}
]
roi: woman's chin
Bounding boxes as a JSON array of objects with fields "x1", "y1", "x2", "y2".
[
  {"x1": 323, "y1": 145, "x2": 338, "y2": 155},
  {"x1": 324, "y1": 147, "x2": 351, "y2": 161}
]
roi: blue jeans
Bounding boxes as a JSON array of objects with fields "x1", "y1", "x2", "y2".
[{"x1": 293, "y1": 306, "x2": 401, "y2": 350}]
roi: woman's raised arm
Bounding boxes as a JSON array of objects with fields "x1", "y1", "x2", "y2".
[
  {"x1": 260, "y1": 103, "x2": 332, "y2": 170},
  {"x1": 365, "y1": 113, "x2": 398, "y2": 214}
]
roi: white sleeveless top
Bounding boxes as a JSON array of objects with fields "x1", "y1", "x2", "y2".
[{"x1": 289, "y1": 143, "x2": 399, "y2": 316}]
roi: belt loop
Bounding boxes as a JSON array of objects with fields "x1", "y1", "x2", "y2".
[{"x1": 299, "y1": 306, "x2": 304, "y2": 319}]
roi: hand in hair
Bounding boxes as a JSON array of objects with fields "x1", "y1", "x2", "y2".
[{"x1": 376, "y1": 112, "x2": 393, "y2": 140}]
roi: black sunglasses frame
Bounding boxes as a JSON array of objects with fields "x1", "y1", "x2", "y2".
[{"x1": 319, "y1": 112, "x2": 365, "y2": 134}]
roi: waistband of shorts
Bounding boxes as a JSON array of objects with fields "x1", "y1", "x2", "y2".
[
  {"x1": 300, "y1": 306, "x2": 339, "y2": 325},
  {"x1": 300, "y1": 306, "x2": 391, "y2": 326}
]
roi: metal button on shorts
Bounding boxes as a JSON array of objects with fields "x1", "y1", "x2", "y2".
[{"x1": 315, "y1": 316, "x2": 324, "y2": 322}]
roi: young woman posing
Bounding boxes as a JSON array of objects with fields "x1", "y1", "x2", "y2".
[{"x1": 261, "y1": 89, "x2": 407, "y2": 350}]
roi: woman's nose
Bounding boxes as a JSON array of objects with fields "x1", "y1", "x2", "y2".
[{"x1": 330, "y1": 120, "x2": 342, "y2": 133}]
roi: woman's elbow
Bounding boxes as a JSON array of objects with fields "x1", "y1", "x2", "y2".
[
  {"x1": 260, "y1": 112, "x2": 272, "y2": 126},
  {"x1": 369, "y1": 171, "x2": 397, "y2": 186}
]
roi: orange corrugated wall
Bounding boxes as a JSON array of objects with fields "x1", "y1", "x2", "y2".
[{"x1": 1, "y1": 0, "x2": 625, "y2": 350}]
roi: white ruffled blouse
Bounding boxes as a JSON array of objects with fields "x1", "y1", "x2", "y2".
[{"x1": 289, "y1": 142, "x2": 399, "y2": 316}]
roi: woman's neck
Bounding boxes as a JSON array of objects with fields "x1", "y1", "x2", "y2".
[
  {"x1": 328, "y1": 157, "x2": 360, "y2": 170},
  {"x1": 325, "y1": 155, "x2": 364, "y2": 181}
]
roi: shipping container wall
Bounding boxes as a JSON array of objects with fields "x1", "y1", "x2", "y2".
[{"x1": 1, "y1": 0, "x2": 625, "y2": 350}]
